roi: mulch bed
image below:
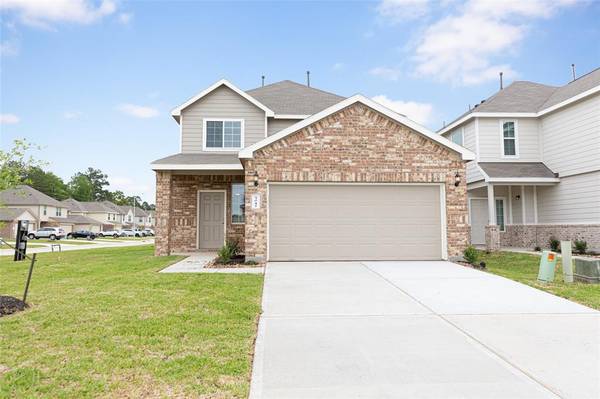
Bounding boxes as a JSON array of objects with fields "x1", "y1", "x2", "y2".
[
  {"x1": 0, "y1": 295, "x2": 28, "y2": 317},
  {"x1": 455, "y1": 261, "x2": 487, "y2": 270},
  {"x1": 205, "y1": 255, "x2": 265, "y2": 269}
]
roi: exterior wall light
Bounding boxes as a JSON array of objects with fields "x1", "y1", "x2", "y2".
[
  {"x1": 454, "y1": 171, "x2": 461, "y2": 187},
  {"x1": 253, "y1": 171, "x2": 259, "y2": 187}
]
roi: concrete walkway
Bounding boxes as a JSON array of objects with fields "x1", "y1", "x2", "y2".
[
  {"x1": 250, "y1": 261, "x2": 599, "y2": 399},
  {"x1": 159, "y1": 253, "x2": 264, "y2": 274},
  {"x1": 0, "y1": 238, "x2": 154, "y2": 256}
]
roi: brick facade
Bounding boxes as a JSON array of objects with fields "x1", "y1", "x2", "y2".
[
  {"x1": 499, "y1": 224, "x2": 600, "y2": 251},
  {"x1": 154, "y1": 172, "x2": 244, "y2": 255},
  {"x1": 242, "y1": 103, "x2": 469, "y2": 260}
]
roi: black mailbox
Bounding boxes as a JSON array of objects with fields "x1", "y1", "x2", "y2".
[{"x1": 14, "y1": 220, "x2": 29, "y2": 261}]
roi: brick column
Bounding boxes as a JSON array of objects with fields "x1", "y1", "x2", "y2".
[
  {"x1": 243, "y1": 160, "x2": 267, "y2": 262},
  {"x1": 154, "y1": 171, "x2": 172, "y2": 256},
  {"x1": 485, "y1": 225, "x2": 500, "y2": 252}
]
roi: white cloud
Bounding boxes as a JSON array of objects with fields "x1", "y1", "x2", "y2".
[
  {"x1": 63, "y1": 111, "x2": 82, "y2": 120},
  {"x1": 0, "y1": 0, "x2": 116, "y2": 27},
  {"x1": 0, "y1": 39, "x2": 19, "y2": 56},
  {"x1": 369, "y1": 66, "x2": 402, "y2": 81},
  {"x1": 109, "y1": 176, "x2": 152, "y2": 199},
  {"x1": 118, "y1": 104, "x2": 160, "y2": 119},
  {"x1": 118, "y1": 12, "x2": 132, "y2": 25},
  {"x1": 377, "y1": 0, "x2": 430, "y2": 22},
  {"x1": 332, "y1": 62, "x2": 345, "y2": 71},
  {"x1": 411, "y1": 0, "x2": 581, "y2": 85},
  {"x1": 372, "y1": 95, "x2": 433, "y2": 126},
  {"x1": 0, "y1": 113, "x2": 20, "y2": 124}
]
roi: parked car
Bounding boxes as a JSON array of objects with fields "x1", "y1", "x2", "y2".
[
  {"x1": 120, "y1": 229, "x2": 136, "y2": 237},
  {"x1": 97, "y1": 230, "x2": 121, "y2": 238},
  {"x1": 66, "y1": 230, "x2": 96, "y2": 240},
  {"x1": 143, "y1": 228, "x2": 154, "y2": 236},
  {"x1": 27, "y1": 227, "x2": 65, "y2": 240},
  {"x1": 133, "y1": 229, "x2": 147, "y2": 237}
]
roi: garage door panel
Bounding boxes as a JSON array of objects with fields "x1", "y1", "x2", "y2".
[{"x1": 269, "y1": 184, "x2": 443, "y2": 261}]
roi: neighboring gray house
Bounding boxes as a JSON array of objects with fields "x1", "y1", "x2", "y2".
[
  {"x1": 151, "y1": 78, "x2": 474, "y2": 260},
  {"x1": 120, "y1": 206, "x2": 149, "y2": 228},
  {"x1": 0, "y1": 185, "x2": 70, "y2": 231},
  {"x1": 61, "y1": 198, "x2": 123, "y2": 232},
  {"x1": 439, "y1": 67, "x2": 600, "y2": 251}
]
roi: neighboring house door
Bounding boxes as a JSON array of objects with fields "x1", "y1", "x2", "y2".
[
  {"x1": 268, "y1": 184, "x2": 443, "y2": 261},
  {"x1": 198, "y1": 191, "x2": 225, "y2": 250},
  {"x1": 470, "y1": 198, "x2": 487, "y2": 245}
]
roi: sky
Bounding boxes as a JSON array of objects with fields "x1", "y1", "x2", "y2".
[{"x1": 1, "y1": 0, "x2": 599, "y2": 203}]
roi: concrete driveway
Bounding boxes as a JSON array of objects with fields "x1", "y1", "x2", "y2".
[{"x1": 250, "y1": 261, "x2": 599, "y2": 399}]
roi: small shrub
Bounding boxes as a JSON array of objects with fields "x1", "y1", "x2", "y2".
[
  {"x1": 534, "y1": 245, "x2": 541, "y2": 252},
  {"x1": 463, "y1": 245, "x2": 478, "y2": 264},
  {"x1": 549, "y1": 237, "x2": 560, "y2": 252},
  {"x1": 217, "y1": 240, "x2": 240, "y2": 263},
  {"x1": 244, "y1": 260, "x2": 258, "y2": 266},
  {"x1": 574, "y1": 239, "x2": 588, "y2": 254}
]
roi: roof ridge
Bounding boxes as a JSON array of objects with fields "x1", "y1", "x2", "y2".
[
  {"x1": 247, "y1": 79, "x2": 344, "y2": 98},
  {"x1": 566, "y1": 66, "x2": 600, "y2": 84}
]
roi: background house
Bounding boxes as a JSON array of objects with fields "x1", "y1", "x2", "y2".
[
  {"x1": 62, "y1": 198, "x2": 124, "y2": 232},
  {"x1": 0, "y1": 208, "x2": 37, "y2": 239},
  {"x1": 440, "y1": 67, "x2": 600, "y2": 251}
]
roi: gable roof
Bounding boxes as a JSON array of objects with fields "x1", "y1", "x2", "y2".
[
  {"x1": 120, "y1": 205, "x2": 148, "y2": 217},
  {"x1": 171, "y1": 79, "x2": 275, "y2": 122},
  {"x1": 439, "y1": 67, "x2": 600, "y2": 135},
  {"x1": 239, "y1": 95, "x2": 475, "y2": 161},
  {"x1": 61, "y1": 198, "x2": 124, "y2": 214},
  {"x1": 0, "y1": 207, "x2": 35, "y2": 222},
  {"x1": 246, "y1": 80, "x2": 345, "y2": 116},
  {"x1": 0, "y1": 185, "x2": 63, "y2": 207}
]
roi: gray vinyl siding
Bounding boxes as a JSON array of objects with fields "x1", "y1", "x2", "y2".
[
  {"x1": 537, "y1": 171, "x2": 600, "y2": 224},
  {"x1": 442, "y1": 120, "x2": 482, "y2": 183},
  {"x1": 540, "y1": 94, "x2": 600, "y2": 177},
  {"x1": 267, "y1": 118, "x2": 299, "y2": 136},
  {"x1": 181, "y1": 85, "x2": 266, "y2": 153},
  {"x1": 478, "y1": 118, "x2": 541, "y2": 162}
]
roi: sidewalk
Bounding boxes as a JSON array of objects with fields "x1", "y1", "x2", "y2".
[{"x1": 0, "y1": 238, "x2": 154, "y2": 256}]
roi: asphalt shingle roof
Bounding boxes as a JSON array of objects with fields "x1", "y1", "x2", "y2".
[
  {"x1": 151, "y1": 153, "x2": 241, "y2": 166},
  {"x1": 0, "y1": 207, "x2": 32, "y2": 221},
  {"x1": 246, "y1": 80, "x2": 345, "y2": 116},
  {"x1": 479, "y1": 162, "x2": 557, "y2": 179},
  {"x1": 441, "y1": 67, "x2": 600, "y2": 131},
  {"x1": 0, "y1": 185, "x2": 63, "y2": 207}
]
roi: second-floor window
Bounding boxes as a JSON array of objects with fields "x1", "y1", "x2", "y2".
[
  {"x1": 502, "y1": 121, "x2": 517, "y2": 157},
  {"x1": 450, "y1": 128, "x2": 464, "y2": 146},
  {"x1": 43, "y1": 206, "x2": 47, "y2": 216},
  {"x1": 204, "y1": 119, "x2": 243, "y2": 150},
  {"x1": 56, "y1": 207, "x2": 62, "y2": 216}
]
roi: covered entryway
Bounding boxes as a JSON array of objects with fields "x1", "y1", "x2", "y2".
[{"x1": 268, "y1": 183, "x2": 444, "y2": 261}]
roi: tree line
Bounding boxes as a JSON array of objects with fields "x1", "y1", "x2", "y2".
[{"x1": 1, "y1": 140, "x2": 155, "y2": 210}]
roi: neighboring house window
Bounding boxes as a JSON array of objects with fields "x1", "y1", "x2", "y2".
[
  {"x1": 138, "y1": 217, "x2": 143, "y2": 223},
  {"x1": 56, "y1": 208, "x2": 62, "y2": 216},
  {"x1": 204, "y1": 119, "x2": 243, "y2": 150},
  {"x1": 43, "y1": 206, "x2": 47, "y2": 216},
  {"x1": 502, "y1": 121, "x2": 517, "y2": 157},
  {"x1": 450, "y1": 128, "x2": 464, "y2": 146},
  {"x1": 495, "y1": 199, "x2": 505, "y2": 231},
  {"x1": 231, "y1": 183, "x2": 245, "y2": 224}
]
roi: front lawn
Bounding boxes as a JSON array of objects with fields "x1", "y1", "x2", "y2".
[
  {"x1": 0, "y1": 245, "x2": 263, "y2": 398},
  {"x1": 479, "y1": 250, "x2": 600, "y2": 310}
]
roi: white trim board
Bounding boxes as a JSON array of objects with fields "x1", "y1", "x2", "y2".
[
  {"x1": 171, "y1": 79, "x2": 275, "y2": 120},
  {"x1": 239, "y1": 95, "x2": 476, "y2": 161}
]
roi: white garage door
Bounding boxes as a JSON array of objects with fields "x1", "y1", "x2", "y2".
[{"x1": 268, "y1": 184, "x2": 444, "y2": 261}]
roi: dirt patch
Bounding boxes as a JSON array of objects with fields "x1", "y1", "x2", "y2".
[{"x1": 0, "y1": 295, "x2": 28, "y2": 317}]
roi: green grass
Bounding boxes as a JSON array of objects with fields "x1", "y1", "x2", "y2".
[
  {"x1": 0, "y1": 245, "x2": 264, "y2": 398},
  {"x1": 478, "y1": 250, "x2": 600, "y2": 310}
]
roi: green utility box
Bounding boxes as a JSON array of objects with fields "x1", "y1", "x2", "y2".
[{"x1": 538, "y1": 251, "x2": 558, "y2": 282}]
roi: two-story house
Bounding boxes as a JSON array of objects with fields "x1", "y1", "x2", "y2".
[
  {"x1": 0, "y1": 185, "x2": 98, "y2": 234},
  {"x1": 61, "y1": 198, "x2": 124, "y2": 232},
  {"x1": 119, "y1": 206, "x2": 149, "y2": 229},
  {"x1": 439, "y1": 68, "x2": 600, "y2": 251},
  {"x1": 151, "y1": 79, "x2": 474, "y2": 261}
]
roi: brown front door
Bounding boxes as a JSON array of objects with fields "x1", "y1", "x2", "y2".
[{"x1": 198, "y1": 191, "x2": 225, "y2": 250}]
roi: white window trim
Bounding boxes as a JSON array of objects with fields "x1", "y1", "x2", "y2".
[
  {"x1": 231, "y1": 183, "x2": 245, "y2": 225},
  {"x1": 500, "y1": 119, "x2": 519, "y2": 159},
  {"x1": 202, "y1": 118, "x2": 245, "y2": 152}
]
